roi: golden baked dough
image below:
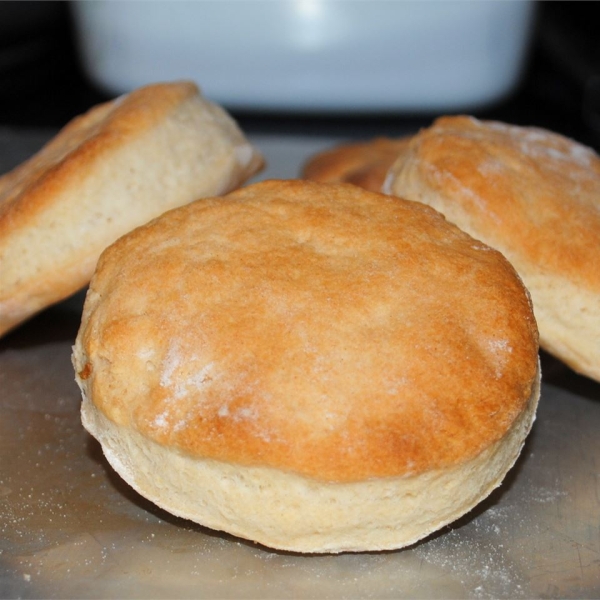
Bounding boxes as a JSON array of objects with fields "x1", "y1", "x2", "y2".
[
  {"x1": 302, "y1": 137, "x2": 410, "y2": 192},
  {"x1": 384, "y1": 116, "x2": 600, "y2": 381},
  {"x1": 0, "y1": 81, "x2": 263, "y2": 337},
  {"x1": 73, "y1": 179, "x2": 539, "y2": 553}
]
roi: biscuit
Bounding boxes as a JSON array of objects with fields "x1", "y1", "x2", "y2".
[
  {"x1": 0, "y1": 81, "x2": 263, "y2": 337},
  {"x1": 384, "y1": 116, "x2": 600, "y2": 381},
  {"x1": 73, "y1": 179, "x2": 539, "y2": 553},
  {"x1": 302, "y1": 137, "x2": 410, "y2": 192}
]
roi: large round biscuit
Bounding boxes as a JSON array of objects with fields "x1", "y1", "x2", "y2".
[
  {"x1": 384, "y1": 115, "x2": 600, "y2": 381},
  {"x1": 73, "y1": 179, "x2": 540, "y2": 553}
]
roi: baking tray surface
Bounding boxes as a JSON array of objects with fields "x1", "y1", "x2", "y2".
[{"x1": 1, "y1": 133, "x2": 600, "y2": 599}]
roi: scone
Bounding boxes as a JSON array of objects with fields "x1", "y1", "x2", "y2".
[
  {"x1": 73, "y1": 179, "x2": 540, "y2": 553},
  {"x1": 0, "y1": 81, "x2": 263, "y2": 338},
  {"x1": 302, "y1": 137, "x2": 410, "y2": 192},
  {"x1": 383, "y1": 116, "x2": 600, "y2": 381}
]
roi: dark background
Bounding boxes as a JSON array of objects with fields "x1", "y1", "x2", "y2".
[{"x1": 0, "y1": 1, "x2": 599, "y2": 150}]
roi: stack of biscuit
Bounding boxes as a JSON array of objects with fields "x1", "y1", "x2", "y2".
[{"x1": 3, "y1": 80, "x2": 596, "y2": 553}]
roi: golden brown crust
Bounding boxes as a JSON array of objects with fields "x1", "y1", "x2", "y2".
[
  {"x1": 74, "y1": 179, "x2": 539, "y2": 483},
  {"x1": 0, "y1": 81, "x2": 263, "y2": 337},
  {"x1": 384, "y1": 115, "x2": 600, "y2": 380},
  {"x1": 0, "y1": 83, "x2": 196, "y2": 228},
  {"x1": 302, "y1": 137, "x2": 410, "y2": 192}
]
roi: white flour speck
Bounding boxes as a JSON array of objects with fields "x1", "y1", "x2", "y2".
[{"x1": 160, "y1": 343, "x2": 214, "y2": 399}]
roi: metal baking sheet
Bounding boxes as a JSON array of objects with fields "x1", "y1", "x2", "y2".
[{"x1": 1, "y1": 132, "x2": 600, "y2": 599}]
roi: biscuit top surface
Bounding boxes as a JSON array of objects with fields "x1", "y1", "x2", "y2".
[
  {"x1": 388, "y1": 116, "x2": 600, "y2": 291},
  {"x1": 75, "y1": 179, "x2": 538, "y2": 482}
]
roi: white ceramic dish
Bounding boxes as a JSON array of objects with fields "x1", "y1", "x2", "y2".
[{"x1": 71, "y1": 0, "x2": 535, "y2": 112}]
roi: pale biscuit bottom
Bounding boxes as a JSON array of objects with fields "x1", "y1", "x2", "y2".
[
  {"x1": 80, "y1": 362, "x2": 540, "y2": 554},
  {"x1": 523, "y1": 272, "x2": 600, "y2": 382}
]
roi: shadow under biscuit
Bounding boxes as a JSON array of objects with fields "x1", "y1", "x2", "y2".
[
  {"x1": 0, "y1": 289, "x2": 87, "y2": 351},
  {"x1": 540, "y1": 350, "x2": 600, "y2": 402}
]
